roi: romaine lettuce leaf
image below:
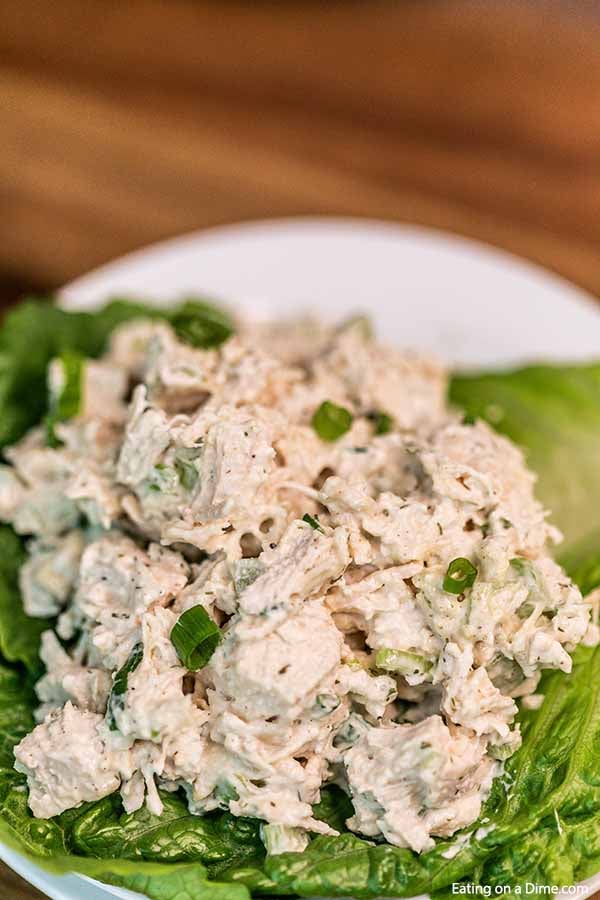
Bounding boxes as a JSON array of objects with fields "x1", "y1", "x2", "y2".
[
  {"x1": 0, "y1": 809, "x2": 251, "y2": 900},
  {"x1": 557, "y1": 530, "x2": 600, "y2": 595},
  {"x1": 0, "y1": 665, "x2": 36, "y2": 804},
  {"x1": 0, "y1": 527, "x2": 46, "y2": 673},
  {"x1": 312, "y1": 784, "x2": 354, "y2": 834},
  {"x1": 70, "y1": 791, "x2": 262, "y2": 869}
]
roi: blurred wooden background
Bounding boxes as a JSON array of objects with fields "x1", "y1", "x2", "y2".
[
  {"x1": 4, "y1": 0, "x2": 600, "y2": 306},
  {"x1": 2, "y1": 0, "x2": 600, "y2": 896}
]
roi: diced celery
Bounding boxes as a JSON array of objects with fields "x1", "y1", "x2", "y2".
[
  {"x1": 260, "y1": 823, "x2": 309, "y2": 855},
  {"x1": 375, "y1": 648, "x2": 432, "y2": 678}
]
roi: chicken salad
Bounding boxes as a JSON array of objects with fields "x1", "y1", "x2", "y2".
[{"x1": 0, "y1": 303, "x2": 596, "y2": 873}]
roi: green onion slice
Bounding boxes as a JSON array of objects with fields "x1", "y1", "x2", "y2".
[
  {"x1": 106, "y1": 642, "x2": 144, "y2": 730},
  {"x1": 510, "y1": 557, "x2": 530, "y2": 575},
  {"x1": 443, "y1": 557, "x2": 478, "y2": 594},
  {"x1": 45, "y1": 351, "x2": 84, "y2": 447},
  {"x1": 302, "y1": 513, "x2": 324, "y2": 533},
  {"x1": 311, "y1": 400, "x2": 353, "y2": 442},
  {"x1": 112, "y1": 643, "x2": 144, "y2": 696},
  {"x1": 339, "y1": 314, "x2": 373, "y2": 340},
  {"x1": 170, "y1": 300, "x2": 234, "y2": 349},
  {"x1": 368, "y1": 410, "x2": 393, "y2": 435},
  {"x1": 174, "y1": 447, "x2": 202, "y2": 491},
  {"x1": 170, "y1": 605, "x2": 222, "y2": 670}
]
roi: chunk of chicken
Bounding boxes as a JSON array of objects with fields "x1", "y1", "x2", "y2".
[{"x1": 14, "y1": 703, "x2": 125, "y2": 818}]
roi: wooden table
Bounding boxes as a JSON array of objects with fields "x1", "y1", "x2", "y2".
[{"x1": 2, "y1": 1, "x2": 600, "y2": 896}]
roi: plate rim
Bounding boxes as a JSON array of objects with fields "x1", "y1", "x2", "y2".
[{"x1": 59, "y1": 214, "x2": 600, "y2": 317}]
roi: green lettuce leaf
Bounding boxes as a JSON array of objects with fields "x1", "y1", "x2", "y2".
[
  {"x1": 312, "y1": 785, "x2": 354, "y2": 835},
  {"x1": 557, "y1": 530, "x2": 600, "y2": 595},
  {"x1": 0, "y1": 527, "x2": 46, "y2": 673},
  {"x1": 0, "y1": 810, "x2": 251, "y2": 900},
  {"x1": 70, "y1": 791, "x2": 262, "y2": 869},
  {"x1": 0, "y1": 666, "x2": 36, "y2": 804},
  {"x1": 89, "y1": 860, "x2": 250, "y2": 900}
]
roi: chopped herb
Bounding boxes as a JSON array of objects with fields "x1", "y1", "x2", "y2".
[
  {"x1": 233, "y1": 558, "x2": 265, "y2": 594},
  {"x1": 112, "y1": 643, "x2": 144, "y2": 696},
  {"x1": 443, "y1": 557, "x2": 477, "y2": 594},
  {"x1": 332, "y1": 715, "x2": 365, "y2": 750},
  {"x1": 314, "y1": 693, "x2": 341, "y2": 717},
  {"x1": 214, "y1": 778, "x2": 240, "y2": 809},
  {"x1": 45, "y1": 351, "x2": 84, "y2": 447},
  {"x1": 170, "y1": 605, "x2": 222, "y2": 671},
  {"x1": 489, "y1": 742, "x2": 517, "y2": 761},
  {"x1": 170, "y1": 299, "x2": 234, "y2": 349},
  {"x1": 174, "y1": 447, "x2": 202, "y2": 491},
  {"x1": 311, "y1": 401, "x2": 353, "y2": 442},
  {"x1": 368, "y1": 410, "x2": 393, "y2": 435},
  {"x1": 146, "y1": 465, "x2": 179, "y2": 495},
  {"x1": 339, "y1": 314, "x2": 373, "y2": 340},
  {"x1": 106, "y1": 642, "x2": 144, "y2": 730},
  {"x1": 510, "y1": 557, "x2": 534, "y2": 578},
  {"x1": 174, "y1": 460, "x2": 198, "y2": 491},
  {"x1": 484, "y1": 403, "x2": 504, "y2": 424},
  {"x1": 344, "y1": 658, "x2": 365, "y2": 671},
  {"x1": 302, "y1": 513, "x2": 324, "y2": 533}
]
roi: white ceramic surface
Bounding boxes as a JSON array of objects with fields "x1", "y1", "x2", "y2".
[{"x1": 3, "y1": 217, "x2": 600, "y2": 900}]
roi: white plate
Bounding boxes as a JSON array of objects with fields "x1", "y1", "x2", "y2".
[{"x1": 3, "y1": 217, "x2": 600, "y2": 900}]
